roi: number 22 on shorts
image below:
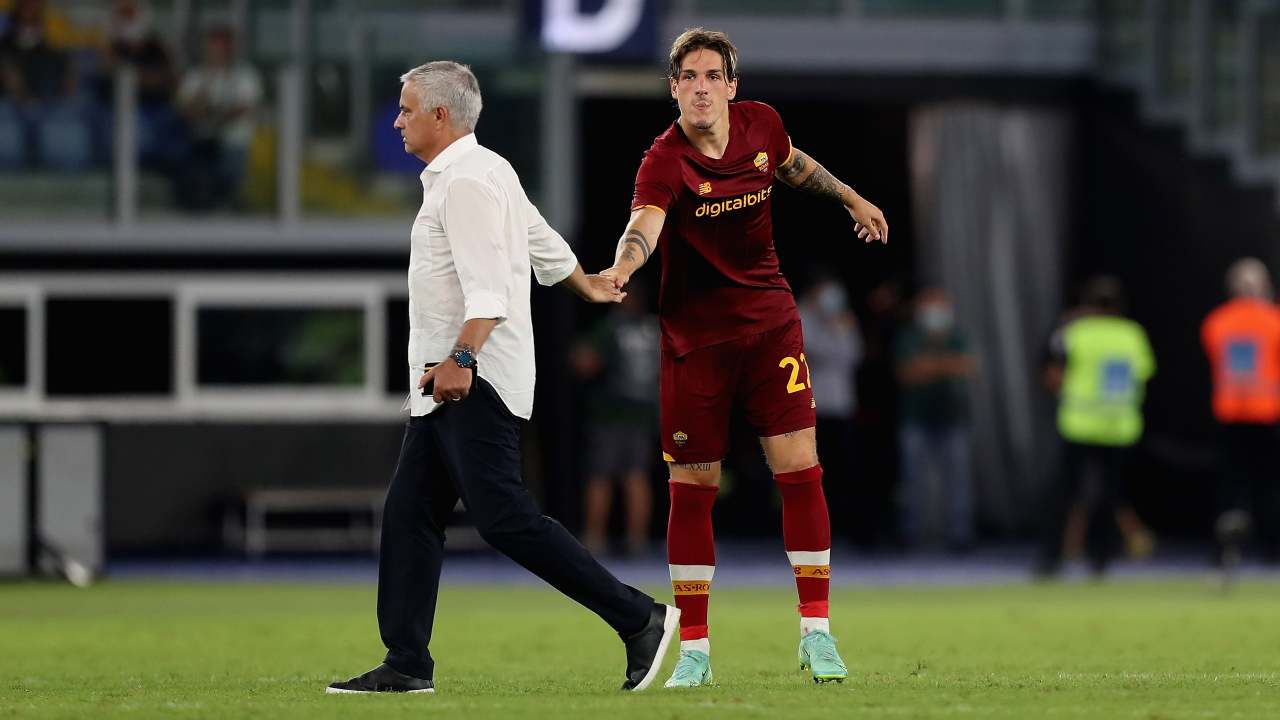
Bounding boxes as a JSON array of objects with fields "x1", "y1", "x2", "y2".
[{"x1": 778, "y1": 353, "x2": 812, "y2": 394}]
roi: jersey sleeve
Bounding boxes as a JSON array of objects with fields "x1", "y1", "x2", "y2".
[
  {"x1": 747, "y1": 100, "x2": 793, "y2": 168},
  {"x1": 631, "y1": 148, "x2": 680, "y2": 214}
]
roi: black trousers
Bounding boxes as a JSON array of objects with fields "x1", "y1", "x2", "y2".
[
  {"x1": 1037, "y1": 441, "x2": 1128, "y2": 572},
  {"x1": 378, "y1": 378, "x2": 653, "y2": 679},
  {"x1": 1218, "y1": 423, "x2": 1280, "y2": 556}
]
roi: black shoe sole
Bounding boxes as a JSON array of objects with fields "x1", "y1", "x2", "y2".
[{"x1": 325, "y1": 686, "x2": 435, "y2": 695}]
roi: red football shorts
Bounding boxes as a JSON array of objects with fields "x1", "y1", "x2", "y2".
[{"x1": 660, "y1": 319, "x2": 817, "y2": 464}]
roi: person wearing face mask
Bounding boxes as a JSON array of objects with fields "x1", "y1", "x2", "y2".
[
  {"x1": 894, "y1": 286, "x2": 975, "y2": 551},
  {"x1": 797, "y1": 275, "x2": 864, "y2": 545},
  {"x1": 104, "y1": 0, "x2": 173, "y2": 107},
  {"x1": 102, "y1": 0, "x2": 181, "y2": 173},
  {"x1": 1035, "y1": 276, "x2": 1155, "y2": 577}
]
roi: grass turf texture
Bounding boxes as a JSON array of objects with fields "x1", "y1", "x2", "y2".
[{"x1": 3, "y1": 580, "x2": 1280, "y2": 718}]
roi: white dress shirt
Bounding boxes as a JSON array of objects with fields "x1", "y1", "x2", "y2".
[{"x1": 406, "y1": 133, "x2": 578, "y2": 419}]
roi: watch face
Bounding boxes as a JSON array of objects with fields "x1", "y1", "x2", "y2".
[{"x1": 454, "y1": 349, "x2": 475, "y2": 367}]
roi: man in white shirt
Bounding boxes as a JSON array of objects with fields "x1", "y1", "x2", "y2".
[
  {"x1": 327, "y1": 61, "x2": 678, "y2": 696},
  {"x1": 175, "y1": 27, "x2": 261, "y2": 210}
]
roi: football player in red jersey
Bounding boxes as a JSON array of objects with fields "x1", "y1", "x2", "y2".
[{"x1": 599, "y1": 28, "x2": 888, "y2": 687}]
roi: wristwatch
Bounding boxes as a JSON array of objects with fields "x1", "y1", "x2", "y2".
[{"x1": 450, "y1": 347, "x2": 477, "y2": 370}]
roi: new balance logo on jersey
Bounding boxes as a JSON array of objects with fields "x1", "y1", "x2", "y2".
[
  {"x1": 694, "y1": 186, "x2": 772, "y2": 218},
  {"x1": 698, "y1": 181, "x2": 712, "y2": 195}
]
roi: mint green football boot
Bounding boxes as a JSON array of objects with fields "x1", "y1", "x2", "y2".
[
  {"x1": 798, "y1": 631, "x2": 848, "y2": 684},
  {"x1": 663, "y1": 649, "x2": 713, "y2": 688}
]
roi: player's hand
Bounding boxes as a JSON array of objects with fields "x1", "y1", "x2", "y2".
[
  {"x1": 847, "y1": 195, "x2": 888, "y2": 244},
  {"x1": 599, "y1": 266, "x2": 632, "y2": 290},
  {"x1": 581, "y1": 273, "x2": 627, "y2": 303},
  {"x1": 419, "y1": 359, "x2": 473, "y2": 404}
]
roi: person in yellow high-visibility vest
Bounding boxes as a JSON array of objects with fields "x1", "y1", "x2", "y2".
[{"x1": 1036, "y1": 277, "x2": 1155, "y2": 577}]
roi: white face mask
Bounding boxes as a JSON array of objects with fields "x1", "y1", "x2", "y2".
[{"x1": 919, "y1": 305, "x2": 954, "y2": 333}]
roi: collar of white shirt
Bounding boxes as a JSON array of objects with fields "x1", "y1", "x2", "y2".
[{"x1": 420, "y1": 132, "x2": 478, "y2": 180}]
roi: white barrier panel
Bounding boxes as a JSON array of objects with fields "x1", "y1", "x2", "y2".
[
  {"x1": 37, "y1": 425, "x2": 103, "y2": 576},
  {"x1": 0, "y1": 426, "x2": 26, "y2": 575}
]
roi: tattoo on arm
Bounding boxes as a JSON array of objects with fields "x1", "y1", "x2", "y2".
[
  {"x1": 796, "y1": 160, "x2": 849, "y2": 202},
  {"x1": 775, "y1": 149, "x2": 809, "y2": 185},
  {"x1": 452, "y1": 343, "x2": 475, "y2": 356},
  {"x1": 618, "y1": 228, "x2": 651, "y2": 266},
  {"x1": 676, "y1": 462, "x2": 714, "y2": 472},
  {"x1": 776, "y1": 149, "x2": 851, "y2": 204}
]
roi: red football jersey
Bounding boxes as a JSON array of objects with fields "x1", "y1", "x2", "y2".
[{"x1": 631, "y1": 100, "x2": 801, "y2": 356}]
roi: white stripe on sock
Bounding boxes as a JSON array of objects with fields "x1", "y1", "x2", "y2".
[
  {"x1": 668, "y1": 564, "x2": 716, "y2": 581},
  {"x1": 801, "y1": 617, "x2": 831, "y2": 636},
  {"x1": 680, "y1": 638, "x2": 710, "y2": 655},
  {"x1": 786, "y1": 549, "x2": 831, "y2": 566}
]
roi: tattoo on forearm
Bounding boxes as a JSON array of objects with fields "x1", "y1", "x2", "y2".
[
  {"x1": 452, "y1": 343, "x2": 475, "y2": 356},
  {"x1": 796, "y1": 160, "x2": 848, "y2": 202},
  {"x1": 676, "y1": 462, "x2": 714, "y2": 472},
  {"x1": 618, "y1": 228, "x2": 651, "y2": 266},
  {"x1": 777, "y1": 149, "x2": 850, "y2": 203}
]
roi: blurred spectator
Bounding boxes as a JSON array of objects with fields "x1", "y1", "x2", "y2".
[
  {"x1": 1201, "y1": 258, "x2": 1280, "y2": 566},
  {"x1": 102, "y1": 0, "x2": 181, "y2": 171},
  {"x1": 570, "y1": 289, "x2": 660, "y2": 556},
  {"x1": 1036, "y1": 277, "x2": 1155, "y2": 577},
  {"x1": 1047, "y1": 304, "x2": 1155, "y2": 565},
  {"x1": 894, "y1": 286, "x2": 975, "y2": 551},
  {"x1": 0, "y1": 0, "x2": 74, "y2": 104},
  {"x1": 175, "y1": 27, "x2": 260, "y2": 211},
  {"x1": 797, "y1": 275, "x2": 864, "y2": 544},
  {"x1": 104, "y1": 0, "x2": 173, "y2": 108}
]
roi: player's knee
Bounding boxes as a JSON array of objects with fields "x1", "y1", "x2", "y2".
[{"x1": 766, "y1": 449, "x2": 819, "y2": 475}]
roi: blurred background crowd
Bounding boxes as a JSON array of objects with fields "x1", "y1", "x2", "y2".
[{"x1": 3, "y1": 0, "x2": 1280, "y2": 583}]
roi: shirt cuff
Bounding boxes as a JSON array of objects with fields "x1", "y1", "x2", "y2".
[
  {"x1": 534, "y1": 256, "x2": 579, "y2": 287},
  {"x1": 464, "y1": 291, "x2": 508, "y2": 324}
]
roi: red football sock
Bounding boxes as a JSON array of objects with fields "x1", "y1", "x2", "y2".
[
  {"x1": 776, "y1": 465, "x2": 831, "y2": 630},
  {"x1": 667, "y1": 481, "x2": 717, "y2": 643}
]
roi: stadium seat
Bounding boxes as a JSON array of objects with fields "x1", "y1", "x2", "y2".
[
  {"x1": 36, "y1": 104, "x2": 94, "y2": 172},
  {"x1": 0, "y1": 102, "x2": 25, "y2": 169}
]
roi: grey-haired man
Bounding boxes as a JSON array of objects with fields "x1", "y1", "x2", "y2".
[{"x1": 328, "y1": 61, "x2": 677, "y2": 695}]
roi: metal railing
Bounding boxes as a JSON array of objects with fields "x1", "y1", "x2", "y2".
[
  {"x1": 1099, "y1": 0, "x2": 1280, "y2": 203},
  {"x1": 0, "y1": 273, "x2": 407, "y2": 421},
  {"x1": 0, "y1": 0, "x2": 1104, "y2": 244}
]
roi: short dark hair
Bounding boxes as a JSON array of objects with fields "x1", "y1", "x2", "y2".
[
  {"x1": 1080, "y1": 275, "x2": 1127, "y2": 315},
  {"x1": 668, "y1": 27, "x2": 738, "y2": 81}
]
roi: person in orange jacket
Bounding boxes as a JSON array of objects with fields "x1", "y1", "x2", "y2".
[{"x1": 1202, "y1": 258, "x2": 1280, "y2": 567}]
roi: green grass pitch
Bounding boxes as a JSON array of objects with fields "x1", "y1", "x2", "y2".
[{"x1": 3, "y1": 579, "x2": 1280, "y2": 718}]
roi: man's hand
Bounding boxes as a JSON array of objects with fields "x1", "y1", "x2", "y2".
[
  {"x1": 599, "y1": 265, "x2": 632, "y2": 290},
  {"x1": 560, "y1": 264, "x2": 626, "y2": 303},
  {"x1": 582, "y1": 273, "x2": 627, "y2": 303},
  {"x1": 418, "y1": 359, "x2": 473, "y2": 404},
  {"x1": 847, "y1": 194, "x2": 888, "y2": 244}
]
